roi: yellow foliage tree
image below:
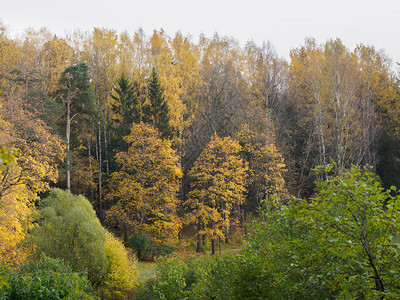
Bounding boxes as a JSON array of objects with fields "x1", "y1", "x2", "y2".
[
  {"x1": 0, "y1": 82, "x2": 64, "y2": 266},
  {"x1": 235, "y1": 124, "x2": 287, "y2": 209},
  {"x1": 102, "y1": 231, "x2": 138, "y2": 299},
  {"x1": 39, "y1": 36, "x2": 73, "y2": 95},
  {"x1": 0, "y1": 112, "x2": 64, "y2": 266},
  {"x1": 186, "y1": 133, "x2": 248, "y2": 254},
  {"x1": 106, "y1": 123, "x2": 182, "y2": 245},
  {"x1": 0, "y1": 143, "x2": 27, "y2": 267},
  {"x1": 150, "y1": 30, "x2": 184, "y2": 135}
]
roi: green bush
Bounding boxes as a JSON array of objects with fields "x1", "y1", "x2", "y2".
[
  {"x1": 126, "y1": 233, "x2": 174, "y2": 261},
  {"x1": 2, "y1": 255, "x2": 96, "y2": 299},
  {"x1": 134, "y1": 278, "x2": 157, "y2": 300},
  {"x1": 29, "y1": 188, "x2": 108, "y2": 285},
  {"x1": 153, "y1": 258, "x2": 190, "y2": 300},
  {"x1": 0, "y1": 266, "x2": 12, "y2": 299}
]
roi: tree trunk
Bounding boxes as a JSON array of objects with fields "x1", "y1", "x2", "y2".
[
  {"x1": 223, "y1": 207, "x2": 229, "y2": 244},
  {"x1": 196, "y1": 221, "x2": 203, "y2": 252},
  {"x1": 225, "y1": 225, "x2": 229, "y2": 244},
  {"x1": 241, "y1": 207, "x2": 248, "y2": 237},
  {"x1": 123, "y1": 222, "x2": 128, "y2": 243},
  {"x1": 104, "y1": 115, "x2": 110, "y2": 176},
  {"x1": 66, "y1": 84, "x2": 71, "y2": 191},
  {"x1": 211, "y1": 220, "x2": 216, "y2": 255},
  {"x1": 97, "y1": 125, "x2": 103, "y2": 219},
  {"x1": 88, "y1": 137, "x2": 94, "y2": 203}
]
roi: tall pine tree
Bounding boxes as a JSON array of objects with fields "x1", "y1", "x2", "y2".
[{"x1": 57, "y1": 63, "x2": 97, "y2": 191}]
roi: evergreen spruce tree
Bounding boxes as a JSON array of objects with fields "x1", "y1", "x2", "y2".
[
  {"x1": 146, "y1": 67, "x2": 172, "y2": 139},
  {"x1": 110, "y1": 73, "x2": 138, "y2": 151}
]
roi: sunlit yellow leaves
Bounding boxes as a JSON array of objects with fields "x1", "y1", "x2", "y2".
[
  {"x1": 0, "y1": 91, "x2": 64, "y2": 267},
  {"x1": 39, "y1": 36, "x2": 73, "y2": 95},
  {"x1": 103, "y1": 231, "x2": 138, "y2": 298},
  {"x1": 186, "y1": 133, "x2": 248, "y2": 243},
  {"x1": 106, "y1": 123, "x2": 182, "y2": 244}
]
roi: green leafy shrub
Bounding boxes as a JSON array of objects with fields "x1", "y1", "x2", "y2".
[
  {"x1": 0, "y1": 266, "x2": 12, "y2": 299},
  {"x1": 3, "y1": 255, "x2": 96, "y2": 299},
  {"x1": 301, "y1": 164, "x2": 400, "y2": 298},
  {"x1": 29, "y1": 188, "x2": 108, "y2": 285},
  {"x1": 126, "y1": 233, "x2": 174, "y2": 261},
  {"x1": 134, "y1": 257, "x2": 202, "y2": 300},
  {"x1": 153, "y1": 258, "x2": 190, "y2": 299},
  {"x1": 134, "y1": 278, "x2": 157, "y2": 300}
]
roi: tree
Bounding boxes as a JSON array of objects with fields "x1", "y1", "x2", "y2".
[
  {"x1": 186, "y1": 133, "x2": 248, "y2": 254},
  {"x1": 6, "y1": 68, "x2": 63, "y2": 133},
  {"x1": 146, "y1": 67, "x2": 172, "y2": 139},
  {"x1": 149, "y1": 30, "x2": 199, "y2": 146},
  {"x1": 111, "y1": 73, "x2": 137, "y2": 132},
  {"x1": 81, "y1": 28, "x2": 120, "y2": 214},
  {"x1": 301, "y1": 164, "x2": 400, "y2": 298},
  {"x1": 0, "y1": 146, "x2": 26, "y2": 266},
  {"x1": 287, "y1": 38, "x2": 384, "y2": 196},
  {"x1": 354, "y1": 45, "x2": 400, "y2": 189},
  {"x1": 57, "y1": 63, "x2": 97, "y2": 191},
  {"x1": 30, "y1": 188, "x2": 108, "y2": 285},
  {"x1": 106, "y1": 123, "x2": 182, "y2": 244},
  {"x1": 187, "y1": 35, "x2": 245, "y2": 142},
  {"x1": 110, "y1": 73, "x2": 138, "y2": 151},
  {"x1": 0, "y1": 97, "x2": 64, "y2": 267},
  {"x1": 39, "y1": 36, "x2": 73, "y2": 95},
  {"x1": 235, "y1": 125, "x2": 287, "y2": 212}
]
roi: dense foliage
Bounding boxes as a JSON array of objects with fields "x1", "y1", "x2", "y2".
[
  {"x1": 106, "y1": 123, "x2": 182, "y2": 244},
  {"x1": 0, "y1": 21, "x2": 400, "y2": 299},
  {"x1": 139, "y1": 166, "x2": 400, "y2": 299},
  {"x1": 125, "y1": 233, "x2": 175, "y2": 261},
  {"x1": 186, "y1": 133, "x2": 248, "y2": 253},
  {"x1": 0, "y1": 255, "x2": 95, "y2": 299},
  {"x1": 30, "y1": 188, "x2": 108, "y2": 285},
  {"x1": 101, "y1": 231, "x2": 138, "y2": 299}
]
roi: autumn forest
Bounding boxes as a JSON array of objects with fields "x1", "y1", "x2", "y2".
[{"x1": 1, "y1": 23, "x2": 400, "y2": 299}]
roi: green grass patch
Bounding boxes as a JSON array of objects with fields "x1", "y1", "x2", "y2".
[{"x1": 137, "y1": 261, "x2": 158, "y2": 282}]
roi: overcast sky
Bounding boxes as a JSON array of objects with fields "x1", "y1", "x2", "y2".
[{"x1": 1, "y1": 0, "x2": 399, "y2": 63}]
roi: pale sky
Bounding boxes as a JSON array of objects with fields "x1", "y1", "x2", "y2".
[{"x1": 1, "y1": 0, "x2": 399, "y2": 63}]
